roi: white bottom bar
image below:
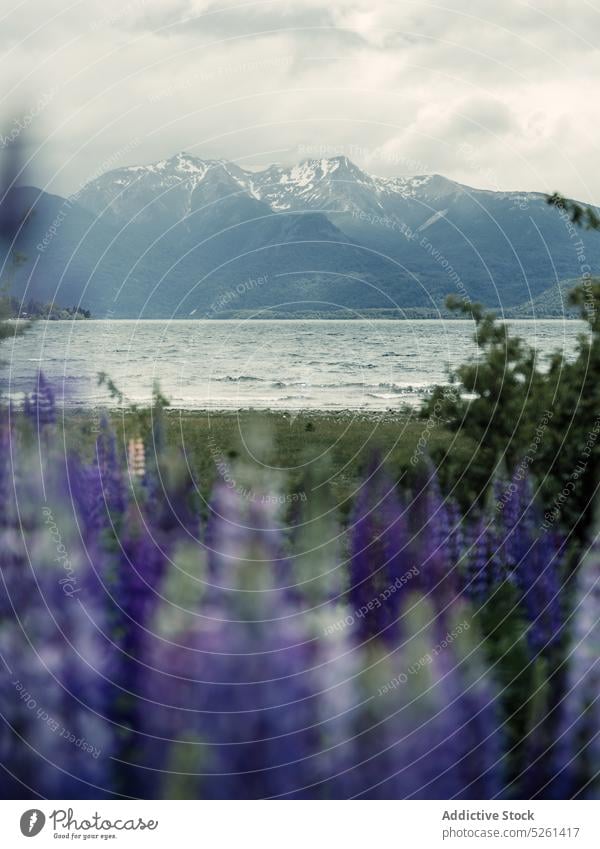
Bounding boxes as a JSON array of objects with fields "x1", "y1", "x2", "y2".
[{"x1": 0, "y1": 800, "x2": 598, "y2": 848}]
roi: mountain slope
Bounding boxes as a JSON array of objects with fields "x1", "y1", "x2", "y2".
[{"x1": 7, "y1": 154, "x2": 599, "y2": 317}]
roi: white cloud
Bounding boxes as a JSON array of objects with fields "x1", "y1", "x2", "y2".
[{"x1": 1, "y1": 0, "x2": 599, "y2": 202}]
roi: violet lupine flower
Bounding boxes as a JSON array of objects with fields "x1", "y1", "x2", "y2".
[
  {"x1": 492, "y1": 473, "x2": 535, "y2": 585},
  {"x1": 142, "y1": 611, "x2": 324, "y2": 800},
  {"x1": 53, "y1": 419, "x2": 174, "y2": 797},
  {"x1": 348, "y1": 466, "x2": 410, "y2": 644},
  {"x1": 91, "y1": 506, "x2": 171, "y2": 795},
  {"x1": 513, "y1": 530, "x2": 564, "y2": 656},
  {"x1": 553, "y1": 519, "x2": 600, "y2": 799},
  {"x1": 0, "y1": 572, "x2": 112, "y2": 797},
  {"x1": 23, "y1": 372, "x2": 55, "y2": 429},
  {"x1": 0, "y1": 441, "x2": 112, "y2": 798},
  {"x1": 205, "y1": 481, "x2": 292, "y2": 616},
  {"x1": 66, "y1": 453, "x2": 110, "y2": 539},
  {"x1": 348, "y1": 605, "x2": 503, "y2": 799},
  {"x1": 495, "y1": 472, "x2": 564, "y2": 656},
  {"x1": 144, "y1": 446, "x2": 199, "y2": 539},
  {"x1": 131, "y1": 481, "x2": 327, "y2": 799},
  {"x1": 407, "y1": 466, "x2": 459, "y2": 613},
  {"x1": 462, "y1": 517, "x2": 492, "y2": 603}
]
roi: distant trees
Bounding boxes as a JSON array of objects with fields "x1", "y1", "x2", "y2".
[{"x1": 0, "y1": 295, "x2": 91, "y2": 321}]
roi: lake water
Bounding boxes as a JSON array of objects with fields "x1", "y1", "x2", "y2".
[{"x1": 1, "y1": 319, "x2": 587, "y2": 411}]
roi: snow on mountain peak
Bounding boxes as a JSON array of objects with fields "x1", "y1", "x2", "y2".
[
  {"x1": 75, "y1": 152, "x2": 470, "y2": 223},
  {"x1": 167, "y1": 152, "x2": 210, "y2": 175}
]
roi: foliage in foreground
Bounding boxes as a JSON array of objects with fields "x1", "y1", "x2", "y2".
[
  {"x1": 0, "y1": 379, "x2": 598, "y2": 799},
  {"x1": 422, "y1": 281, "x2": 600, "y2": 542}
]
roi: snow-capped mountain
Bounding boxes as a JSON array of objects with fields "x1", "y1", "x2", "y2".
[
  {"x1": 76, "y1": 151, "x2": 473, "y2": 223},
  {"x1": 76, "y1": 153, "x2": 258, "y2": 228},
  {"x1": 9, "y1": 153, "x2": 600, "y2": 318},
  {"x1": 250, "y1": 158, "x2": 466, "y2": 214},
  {"x1": 249, "y1": 156, "x2": 386, "y2": 213}
]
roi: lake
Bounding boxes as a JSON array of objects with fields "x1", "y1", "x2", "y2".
[{"x1": 1, "y1": 319, "x2": 587, "y2": 411}]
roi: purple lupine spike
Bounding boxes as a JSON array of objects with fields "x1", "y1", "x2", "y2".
[
  {"x1": 518, "y1": 665, "x2": 574, "y2": 800},
  {"x1": 348, "y1": 466, "x2": 409, "y2": 644},
  {"x1": 513, "y1": 529, "x2": 564, "y2": 656},
  {"x1": 408, "y1": 465, "x2": 458, "y2": 612},
  {"x1": 447, "y1": 501, "x2": 466, "y2": 572},
  {"x1": 142, "y1": 610, "x2": 323, "y2": 799},
  {"x1": 89, "y1": 504, "x2": 171, "y2": 799},
  {"x1": 496, "y1": 471, "x2": 565, "y2": 657},
  {"x1": 432, "y1": 646, "x2": 504, "y2": 799},
  {"x1": 67, "y1": 454, "x2": 110, "y2": 538},
  {"x1": 0, "y1": 458, "x2": 112, "y2": 798},
  {"x1": 348, "y1": 606, "x2": 504, "y2": 799},
  {"x1": 463, "y1": 517, "x2": 492, "y2": 603},
  {"x1": 495, "y1": 472, "x2": 536, "y2": 584},
  {"x1": 491, "y1": 474, "x2": 519, "y2": 583},
  {"x1": 144, "y1": 446, "x2": 199, "y2": 538},
  {"x1": 286, "y1": 474, "x2": 345, "y2": 608},
  {"x1": 552, "y1": 518, "x2": 600, "y2": 799},
  {"x1": 205, "y1": 481, "x2": 291, "y2": 617}
]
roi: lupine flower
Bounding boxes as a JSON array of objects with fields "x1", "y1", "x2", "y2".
[
  {"x1": 205, "y1": 481, "x2": 291, "y2": 614},
  {"x1": 0, "y1": 378, "x2": 589, "y2": 799},
  {"x1": 495, "y1": 472, "x2": 564, "y2": 655},
  {"x1": 348, "y1": 465, "x2": 410, "y2": 643},
  {"x1": 462, "y1": 517, "x2": 492, "y2": 603},
  {"x1": 347, "y1": 602, "x2": 503, "y2": 799},
  {"x1": 492, "y1": 472, "x2": 536, "y2": 583},
  {"x1": 0, "y1": 434, "x2": 112, "y2": 798},
  {"x1": 555, "y1": 514, "x2": 600, "y2": 798},
  {"x1": 407, "y1": 466, "x2": 459, "y2": 615},
  {"x1": 513, "y1": 529, "x2": 564, "y2": 656},
  {"x1": 142, "y1": 611, "x2": 323, "y2": 799},
  {"x1": 136, "y1": 483, "x2": 327, "y2": 799}
]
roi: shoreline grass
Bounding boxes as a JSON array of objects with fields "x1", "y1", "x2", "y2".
[{"x1": 52, "y1": 407, "x2": 472, "y2": 513}]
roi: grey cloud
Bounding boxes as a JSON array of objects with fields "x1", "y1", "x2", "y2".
[
  {"x1": 2, "y1": 0, "x2": 600, "y2": 202},
  {"x1": 446, "y1": 99, "x2": 516, "y2": 138},
  {"x1": 126, "y1": 1, "x2": 339, "y2": 39}
]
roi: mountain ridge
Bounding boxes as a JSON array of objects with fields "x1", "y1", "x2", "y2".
[{"x1": 6, "y1": 153, "x2": 599, "y2": 318}]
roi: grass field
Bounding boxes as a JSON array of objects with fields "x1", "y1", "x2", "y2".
[{"x1": 57, "y1": 407, "x2": 471, "y2": 515}]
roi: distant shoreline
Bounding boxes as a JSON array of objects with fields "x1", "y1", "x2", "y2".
[{"x1": 26, "y1": 312, "x2": 582, "y2": 321}]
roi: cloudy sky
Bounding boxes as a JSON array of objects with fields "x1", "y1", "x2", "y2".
[{"x1": 2, "y1": 0, "x2": 600, "y2": 201}]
